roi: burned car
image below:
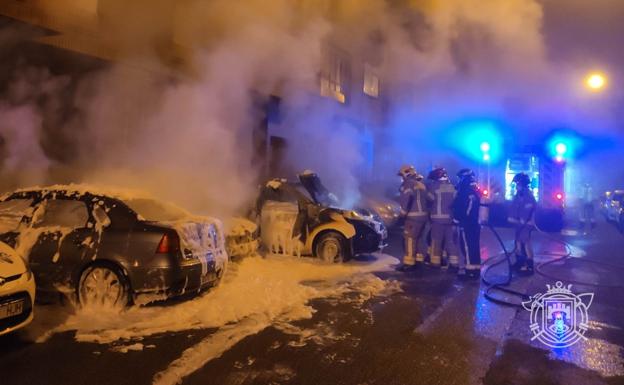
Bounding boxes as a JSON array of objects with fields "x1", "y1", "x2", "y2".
[
  {"x1": 255, "y1": 172, "x2": 387, "y2": 262},
  {"x1": 0, "y1": 186, "x2": 228, "y2": 307},
  {"x1": 358, "y1": 196, "x2": 402, "y2": 229},
  {"x1": 225, "y1": 217, "x2": 260, "y2": 259}
]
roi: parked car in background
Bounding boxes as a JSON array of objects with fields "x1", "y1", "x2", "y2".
[
  {"x1": 0, "y1": 241, "x2": 35, "y2": 336},
  {"x1": 225, "y1": 218, "x2": 259, "y2": 259},
  {"x1": 358, "y1": 196, "x2": 402, "y2": 230},
  {"x1": 603, "y1": 190, "x2": 624, "y2": 231},
  {"x1": 255, "y1": 172, "x2": 387, "y2": 263},
  {"x1": 0, "y1": 185, "x2": 228, "y2": 307}
]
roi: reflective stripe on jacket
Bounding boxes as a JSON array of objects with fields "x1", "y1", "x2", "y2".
[
  {"x1": 400, "y1": 178, "x2": 429, "y2": 219},
  {"x1": 427, "y1": 180, "x2": 456, "y2": 223}
]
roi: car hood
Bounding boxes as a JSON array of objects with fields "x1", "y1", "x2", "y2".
[
  {"x1": 328, "y1": 207, "x2": 379, "y2": 224},
  {"x1": 0, "y1": 242, "x2": 27, "y2": 278}
]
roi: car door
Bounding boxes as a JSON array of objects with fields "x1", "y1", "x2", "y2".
[
  {"x1": 27, "y1": 199, "x2": 93, "y2": 291},
  {"x1": 259, "y1": 188, "x2": 300, "y2": 254}
]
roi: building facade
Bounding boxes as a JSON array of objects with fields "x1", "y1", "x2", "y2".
[{"x1": 0, "y1": 0, "x2": 388, "y2": 185}]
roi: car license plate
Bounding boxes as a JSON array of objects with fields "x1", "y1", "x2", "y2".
[{"x1": 0, "y1": 300, "x2": 24, "y2": 320}]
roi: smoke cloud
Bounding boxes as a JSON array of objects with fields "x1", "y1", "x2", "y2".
[{"x1": 0, "y1": 0, "x2": 622, "y2": 214}]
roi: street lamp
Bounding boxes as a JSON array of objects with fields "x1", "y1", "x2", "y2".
[
  {"x1": 480, "y1": 142, "x2": 491, "y2": 196},
  {"x1": 584, "y1": 71, "x2": 607, "y2": 91}
]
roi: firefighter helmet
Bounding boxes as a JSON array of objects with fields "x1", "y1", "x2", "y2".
[
  {"x1": 428, "y1": 167, "x2": 449, "y2": 181},
  {"x1": 457, "y1": 168, "x2": 476, "y2": 185},
  {"x1": 398, "y1": 164, "x2": 417, "y2": 179},
  {"x1": 512, "y1": 172, "x2": 531, "y2": 188}
]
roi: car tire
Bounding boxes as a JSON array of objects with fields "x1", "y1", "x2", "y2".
[
  {"x1": 78, "y1": 264, "x2": 131, "y2": 308},
  {"x1": 314, "y1": 232, "x2": 348, "y2": 263}
]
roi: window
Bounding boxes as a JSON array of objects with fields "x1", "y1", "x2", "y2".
[
  {"x1": 92, "y1": 204, "x2": 111, "y2": 229},
  {"x1": 105, "y1": 202, "x2": 138, "y2": 229},
  {"x1": 321, "y1": 48, "x2": 350, "y2": 104},
  {"x1": 363, "y1": 64, "x2": 380, "y2": 97},
  {"x1": 34, "y1": 200, "x2": 88, "y2": 229},
  {"x1": 0, "y1": 199, "x2": 33, "y2": 233}
]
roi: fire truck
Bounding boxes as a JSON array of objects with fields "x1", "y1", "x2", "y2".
[
  {"x1": 480, "y1": 152, "x2": 566, "y2": 232},
  {"x1": 504, "y1": 153, "x2": 566, "y2": 208}
]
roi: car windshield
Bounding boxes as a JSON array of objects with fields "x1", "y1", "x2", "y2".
[
  {"x1": 314, "y1": 189, "x2": 340, "y2": 207},
  {"x1": 125, "y1": 198, "x2": 190, "y2": 222},
  {"x1": 298, "y1": 174, "x2": 340, "y2": 207},
  {"x1": 0, "y1": 199, "x2": 33, "y2": 232}
]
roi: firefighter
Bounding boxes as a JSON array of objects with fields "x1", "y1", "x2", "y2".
[
  {"x1": 509, "y1": 172, "x2": 537, "y2": 275},
  {"x1": 426, "y1": 167, "x2": 459, "y2": 268},
  {"x1": 452, "y1": 168, "x2": 481, "y2": 279},
  {"x1": 579, "y1": 183, "x2": 596, "y2": 234},
  {"x1": 398, "y1": 165, "x2": 429, "y2": 269}
]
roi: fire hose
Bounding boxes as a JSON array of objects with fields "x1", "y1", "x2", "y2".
[{"x1": 480, "y1": 215, "x2": 624, "y2": 308}]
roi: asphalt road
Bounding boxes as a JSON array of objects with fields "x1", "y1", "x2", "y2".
[{"x1": 1, "y1": 218, "x2": 623, "y2": 385}]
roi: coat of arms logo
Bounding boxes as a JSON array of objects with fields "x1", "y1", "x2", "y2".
[{"x1": 522, "y1": 281, "x2": 594, "y2": 348}]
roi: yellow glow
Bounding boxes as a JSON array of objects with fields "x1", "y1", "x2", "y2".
[{"x1": 585, "y1": 72, "x2": 607, "y2": 91}]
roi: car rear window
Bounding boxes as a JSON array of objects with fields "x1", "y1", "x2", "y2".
[
  {"x1": 124, "y1": 198, "x2": 189, "y2": 222},
  {"x1": 34, "y1": 199, "x2": 89, "y2": 229},
  {"x1": 0, "y1": 199, "x2": 33, "y2": 232}
]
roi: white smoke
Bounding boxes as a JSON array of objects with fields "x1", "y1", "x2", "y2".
[{"x1": 0, "y1": 0, "x2": 622, "y2": 210}]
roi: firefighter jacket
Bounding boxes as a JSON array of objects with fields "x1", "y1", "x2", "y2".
[
  {"x1": 580, "y1": 185, "x2": 593, "y2": 204},
  {"x1": 399, "y1": 178, "x2": 429, "y2": 221},
  {"x1": 427, "y1": 180, "x2": 456, "y2": 224},
  {"x1": 452, "y1": 184, "x2": 480, "y2": 226},
  {"x1": 509, "y1": 190, "x2": 537, "y2": 225}
]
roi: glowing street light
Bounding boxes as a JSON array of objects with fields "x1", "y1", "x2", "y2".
[
  {"x1": 479, "y1": 141, "x2": 491, "y2": 196},
  {"x1": 555, "y1": 142, "x2": 567, "y2": 156},
  {"x1": 584, "y1": 72, "x2": 607, "y2": 91},
  {"x1": 554, "y1": 142, "x2": 567, "y2": 163}
]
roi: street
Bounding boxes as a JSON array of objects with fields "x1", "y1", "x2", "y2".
[{"x1": 1, "y1": 218, "x2": 622, "y2": 385}]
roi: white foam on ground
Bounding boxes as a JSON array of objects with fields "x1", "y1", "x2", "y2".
[{"x1": 42, "y1": 253, "x2": 399, "y2": 384}]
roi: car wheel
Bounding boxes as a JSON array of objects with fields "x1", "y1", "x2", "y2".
[
  {"x1": 314, "y1": 232, "x2": 347, "y2": 263},
  {"x1": 78, "y1": 264, "x2": 130, "y2": 308}
]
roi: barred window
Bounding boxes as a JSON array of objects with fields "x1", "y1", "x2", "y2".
[{"x1": 320, "y1": 48, "x2": 350, "y2": 104}]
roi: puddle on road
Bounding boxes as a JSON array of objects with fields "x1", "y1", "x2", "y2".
[{"x1": 549, "y1": 321, "x2": 624, "y2": 378}]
